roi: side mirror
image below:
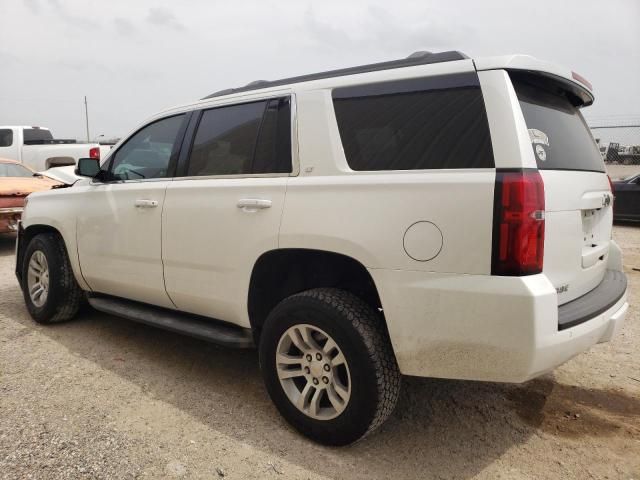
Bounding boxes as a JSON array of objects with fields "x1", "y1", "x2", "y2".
[{"x1": 75, "y1": 158, "x2": 101, "y2": 178}]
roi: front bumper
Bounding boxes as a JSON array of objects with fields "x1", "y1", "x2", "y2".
[
  {"x1": 370, "y1": 267, "x2": 628, "y2": 383},
  {"x1": 0, "y1": 207, "x2": 23, "y2": 233}
]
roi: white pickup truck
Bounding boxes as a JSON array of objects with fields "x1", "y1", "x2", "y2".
[{"x1": 0, "y1": 126, "x2": 108, "y2": 171}]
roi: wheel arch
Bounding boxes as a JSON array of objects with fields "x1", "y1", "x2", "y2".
[
  {"x1": 45, "y1": 156, "x2": 75, "y2": 169},
  {"x1": 17, "y1": 224, "x2": 59, "y2": 286},
  {"x1": 247, "y1": 248, "x2": 384, "y2": 339},
  {"x1": 17, "y1": 223, "x2": 88, "y2": 291}
]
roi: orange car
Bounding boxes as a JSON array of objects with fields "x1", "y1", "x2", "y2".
[{"x1": 0, "y1": 158, "x2": 61, "y2": 233}]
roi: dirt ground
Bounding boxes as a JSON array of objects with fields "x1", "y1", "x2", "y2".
[
  {"x1": 606, "y1": 164, "x2": 640, "y2": 180},
  {"x1": 0, "y1": 225, "x2": 639, "y2": 479}
]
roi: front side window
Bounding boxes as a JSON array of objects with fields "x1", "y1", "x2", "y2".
[
  {"x1": 332, "y1": 73, "x2": 494, "y2": 171},
  {"x1": 109, "y1": 114, "x2": 185, "y2": 180},
  {"x1": 187, "y1": 97, "x2": 292, "y2": 177},
  {"x1": 0, "y1": 129, "x2": 13, "y2": 147}
]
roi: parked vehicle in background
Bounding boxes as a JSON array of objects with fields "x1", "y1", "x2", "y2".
[
  {"x1": 0, "y1": 158, "x2": 60, "y2": 233},
  {"x1": 613, "y1": 174, "x2": 640, "y2": 221},
  {"x1": 0, "y1": 126, "x2": 103, "y2": 171},
  {"x1": 37, "y1": 165, "x2": 82, "y2": 185},
  {"x1": 603, "y1": 142, "x2": 640, "y2": 165},
  {"x1": 15, "y1": 51, "x2": 629, "y2": 445},
  {"x1": 617, "y1": 145, "x2": 640, "y2": 165}
]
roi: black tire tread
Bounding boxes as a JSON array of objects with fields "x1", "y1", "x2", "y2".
[
  {"x1": 48, "y1": 233, "x2": 83, "y2": 322},
  {"x1": 286, "y1": 288, "x2": 401, "y2": 441},
  {"x1": 25, "y1": 232, "x2": 83, "y2": 324}
]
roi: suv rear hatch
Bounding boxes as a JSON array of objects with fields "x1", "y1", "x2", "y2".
[{"x1": 509, "y1": 71, "x2": 613, "y2": 306}]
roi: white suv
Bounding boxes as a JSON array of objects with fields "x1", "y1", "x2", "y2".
[{"x1": 15, "y1": 51, "x2": 629, "y2": 445}]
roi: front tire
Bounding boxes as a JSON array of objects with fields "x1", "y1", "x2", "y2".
[
  {"x1": 259, "y1": 288, "x2": 401, "y2": 445},
  {"x1": 21, "y1": 232, "x2": 83, "y2": 324}
]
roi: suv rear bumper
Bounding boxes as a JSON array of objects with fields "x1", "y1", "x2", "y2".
[
  {"x1": 370, "y1": 266, "x2": 628, "y2": 383},
  {"x1": 558, "y1": 269, "x2": 627, "y2": 330}
]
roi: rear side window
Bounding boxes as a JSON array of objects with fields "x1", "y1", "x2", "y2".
[
  {"x1": 0, "y1": 129, "x2": 12, "y2": 147},
  {"x1": 253, "y1": 97, "x2": 292, "y2": 174},
  {"x1": 511, "y1": 73, "x2": 604, "y2": 172},
  {"x1": 187, "y1": 97, "x2": 292, "y2": 177},
  {"x1": 332, "y1": 73, "x2": 494, "y2": 171}
]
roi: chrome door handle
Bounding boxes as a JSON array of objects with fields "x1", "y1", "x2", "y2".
[
  {"x1": 237, "y1": 198, "x2": 272, "y2": 212},
  {"x1": 134, "y1": 199, "x2": 158, "y2": 208}
]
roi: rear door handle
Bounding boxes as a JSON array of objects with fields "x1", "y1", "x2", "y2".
[
  {"x1": 237, "y1": 198, "x2": 272, "y2": 212},
  {"x1": 134, "y1": 199, "x2": 158, "y2": 208}
]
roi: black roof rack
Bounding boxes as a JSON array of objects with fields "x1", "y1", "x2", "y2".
[{"x1": 202, "y1": 50, "x2": 469, "y2": 99}]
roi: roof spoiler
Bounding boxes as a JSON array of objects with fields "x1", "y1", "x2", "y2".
[{"x1": 508, "y1": 70, "x2": 594, "y2": 107}]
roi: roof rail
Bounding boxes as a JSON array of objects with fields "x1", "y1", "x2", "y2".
[{"x1": 202, "y1": 50, "x2": 469, "y2": 99}]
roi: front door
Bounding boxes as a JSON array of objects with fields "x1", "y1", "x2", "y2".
[{"x1": 76, "y1": 114, "x2": 187, "y2": 308}]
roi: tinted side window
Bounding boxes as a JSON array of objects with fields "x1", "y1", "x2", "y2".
[
  {"x1": 110, "y1": 115, "x2": 185, "y2": 180},
  {"x1": 332, "y1": 73, "x2": 494, "y2": 171},
  {"x1": 0, "y1": 129, "x2": 14, "y2": 147},
  {"x1": 253, "y1": 97, "x2": 292, "y2": 174},
  {"x1": 187, "y1": 97, "x2": 292, "y2": 177},
  {"x1": 188, "y1": 101, "x2": 266, "y2": 176}
]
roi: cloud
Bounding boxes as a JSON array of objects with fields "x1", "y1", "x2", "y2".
[
  {"x1": 303, "y1": 5, "x2": 472, "y2": 57},
  {"x1": 146, "y1": 7, "x2": 185, "y2": 31},
  {"x1": 114, "y1": 17, "x2": 136, "y2": 36},
  {"x1": 45, "y1": 0, "x2": 102, "y2": 30},
  {"x1": 0, "y1": 50, "x2": 21, "y2": 66},
  {"x1": 23, "y1": 0, "x2": 40, "y2": 15},
  {"x1": 4, "y1": 0, "x2": 639, "y2": 138}
]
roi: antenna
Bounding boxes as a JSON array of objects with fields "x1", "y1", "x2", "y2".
[{"x1": 84, "y1": 96, "x2": 90, "y2": 142}]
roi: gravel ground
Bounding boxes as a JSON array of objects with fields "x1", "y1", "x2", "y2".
[{"x1": 1, "y1": 226, "x2": 639, "y2": 479}]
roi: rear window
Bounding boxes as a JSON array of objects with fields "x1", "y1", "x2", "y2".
[
  {"x1": 23, "y1": 128, "x2": 54, "y2": 144},
  {"x1": 332, "y1": 73, "x2": 494, "y2": 171},
  {"x1": 511, "y1": 74, "x2": 604, "y2": 172}
]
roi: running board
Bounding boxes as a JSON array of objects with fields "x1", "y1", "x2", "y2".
[{"x1": 87, "y1": 296, "x2": 254, "y2": 349}]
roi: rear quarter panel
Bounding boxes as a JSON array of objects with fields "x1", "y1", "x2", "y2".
[{"x1": 279, "y1": 89, "x2": 495, "y2": 274}]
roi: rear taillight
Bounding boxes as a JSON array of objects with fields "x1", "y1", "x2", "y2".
[
  {"x1": 491, "y1": 170, "x2": 545, "y2": 276},
  {"x1": 607, "y1": 175, "x2": 614, "y2": 193},
  {"x1": 89, "y1": 147, "x2": 100, "y2": 160}
]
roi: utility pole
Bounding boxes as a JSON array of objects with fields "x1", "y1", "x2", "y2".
[{"x1": 84, "y1": 96, "x2": 90, "y2": 142}]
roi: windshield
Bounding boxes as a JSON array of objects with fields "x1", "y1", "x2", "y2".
[
  {"x1": 0, "y1": 163, "x2": 34, "y2": 177},
  {"x1": 511, "y1": 74, "x2": 604, "y2": 172}
]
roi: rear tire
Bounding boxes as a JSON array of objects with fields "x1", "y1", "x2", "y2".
[
  {"x1": 259, "y1": 288, "x2": 400, "y2": 445},
  {"x1": 21, "y1": 232, "x2": 83, "y2": 324}
]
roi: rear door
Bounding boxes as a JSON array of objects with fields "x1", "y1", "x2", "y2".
[
  {"x1": 509, "y1": 72, "x2": 613, "y2": 304},
  {"x1": 162, "y1": 96, "x2": 293, "y2": 326}
]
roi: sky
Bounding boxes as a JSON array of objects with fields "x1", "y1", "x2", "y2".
[{"x1": 1, "y1": 0, "x2": 639, "y2": 140}]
